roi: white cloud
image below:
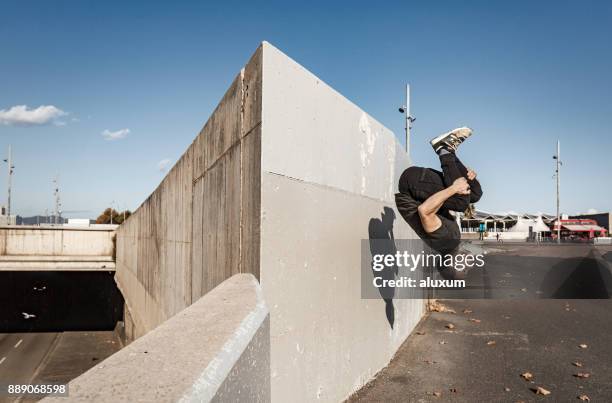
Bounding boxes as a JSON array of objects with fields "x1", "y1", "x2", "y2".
[
  {"x1": 0, "y1": 105, "x2": 67, "y2": 126},
  {"x1": 158, "y1": 158, "x2": 172, "y2": 172},
  {"x1": 102, "y1": 128, "x2": 130, "y2": 140}
]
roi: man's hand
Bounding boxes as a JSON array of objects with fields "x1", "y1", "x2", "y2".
[
  {"x1": 451, "y1": 177, "x2": 471, "y2": 195},
  {"x1": 466, "y1": 168, "x2": 477, "y2": 181}
]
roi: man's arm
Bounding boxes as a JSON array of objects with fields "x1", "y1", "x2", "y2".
[{"x1": 417, "y1": 177, "x2": 470, "y2": 233}]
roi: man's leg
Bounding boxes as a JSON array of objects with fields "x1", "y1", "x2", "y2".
[
  {"x1": 453, "y1": 155, "x2": 483, "y2": 203},
  {"x1": 438, "y1": 153, "x2": 470, "y2": 212}
]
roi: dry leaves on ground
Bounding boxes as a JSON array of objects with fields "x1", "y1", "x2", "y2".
[
  {"x1": 416, "y1": 331, "x2": 426, "y2": 335},
  {"x1": 439, "y1": 340, "x2": 447, "y2": 345},
  {"x1": 463, "y1": 308, "x2": 473, "y2": 314},
  {"x1": 521, "y1": 372, "x2": 534, "y2": 381},
  {"x1": 431, "y1": 391, "x2": 442, "y2": 397},
  {"x1": 574, "y1": 373, "x2": 591, "y2": 379},
  {"x1": 487, "y1": 340, "x2": 497, "y2": 346},
  {"x1": 573, "y1": 362, "x2": 584, "y2": 367},
  {"x1": 504, "y1": 387, "x2": 511, "y2": 392},
  {"x1": 449, "y1": 388, "x2": 458, "y2": 393},
  {"x1": 579, "y1": 344, "x2": 588, "y2": 349},
  {"x1": 428, "y1": 300, "x2": 456, "y2": 313},
  {"x1": 445, "y1": 323, "x2": 455, "y2": 330},
  {"x1": 469, "y1": 318, "x2": 481, "y2": 323},
  {"x1": 534, "y1": 386, "x2": 551, "y2": 396},
  {"x1": 578, "y1": 394, "x2": 590, "y2": 401}
]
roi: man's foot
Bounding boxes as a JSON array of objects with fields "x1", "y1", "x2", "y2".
[{"x1": 430, "y1": 127, "x2": 473, "y2": 154}]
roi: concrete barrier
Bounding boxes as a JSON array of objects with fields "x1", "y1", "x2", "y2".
[
  {"x1": 114, "y1": 42, "x2": 424, "y2": 402},
  {"x1": 259, "y1": 43, "x2": 423, "y2": 402},
  {"x1": 43, "y1": 274, "x2": 270, "y2": 403},
  {"x1": 0, "y1": 226, "x2": 115, "y2": 257}
]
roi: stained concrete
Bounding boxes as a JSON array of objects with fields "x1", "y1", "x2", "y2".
[
  {"x1": 259, "y1": 43, "x2": 423, "y2": 402},
  {"x1": 108, "y1": 41, "x2": 424, "y2": 402},
  {"x1": 43, "y1": 274, "x2": 270, "y2": 403},
  {"x1": 0, "y1": 227, "x2": 115, "y2": 257}
]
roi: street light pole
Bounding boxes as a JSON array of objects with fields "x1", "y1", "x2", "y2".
[
  {"x1": 3, "y1": 145, "x2": 14, "y2": 218},
  {"x1": 553, "y1": 140, "x2": 561, "y2": 244},
  {"x1": 399, "y1": 84, "x2": 416, "y2": 154}
]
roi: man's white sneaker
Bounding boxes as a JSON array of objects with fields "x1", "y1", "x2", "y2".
[{"x1": 430, "y1": 127, "x2": 473, "y2": 154}]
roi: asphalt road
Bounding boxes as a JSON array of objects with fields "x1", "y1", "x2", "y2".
[
  {"x1": 350, "y1": 243, "x2": 612, "y2": 402},
  {"x1": 0, "y1": 332, "x2": 120, "y2": 403},
  {"x1": 0, "y1": 333, "x2": 59, "y2": 403},
  {"x1": 435, "y1": 243, "x2": 612, "y2": 299}
]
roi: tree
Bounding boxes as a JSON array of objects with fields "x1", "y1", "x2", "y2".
[{"x1": 96, "y1": 208, "x2": 132, "y2": 224}]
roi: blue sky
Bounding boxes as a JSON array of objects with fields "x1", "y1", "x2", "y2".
[{"x1": 1, "y1": 1, "x2": 610, "y2": 218}]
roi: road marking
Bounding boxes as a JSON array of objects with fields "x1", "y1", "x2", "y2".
[
  {"x1": 14, "y1": 339, "x2": 23, "y2": 348},
  {"x1": 0, "y1": 357, "x2": 5, "y2": 365}
]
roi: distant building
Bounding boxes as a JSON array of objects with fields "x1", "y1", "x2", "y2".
[
  {"x1": 551, "y1": 217, "x2": 608, "y2": 240},
  {"x1": 570, "y1": 212, "x2": 611, "y2": 232},
  {"x1": 15, "y1": 215, "x2": 67, "y2": 225}
]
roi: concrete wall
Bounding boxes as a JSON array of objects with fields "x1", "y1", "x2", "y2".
[
  {"x1": 43, "y1": 274, "x2": 270, "y2": 403},
  {"x1": 259, "y1": 43, "x2": 424, "y2": 402},
  {"x1": 0, "y1": 226, "x2": 115, "y2": 257},
  {"x1": 115, "y1": 47, "x2": 262, "y2": 339},
  {"x1": 113, "y1": 42, "x2": 424, "y2": 402}
]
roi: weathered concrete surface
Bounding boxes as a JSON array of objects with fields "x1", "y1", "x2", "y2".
[
  {"x1": 0, "y1": 255, "x2": 115, "y2": 271},
  {"x1": 115, "y1": 46, "x2": 262, "y2": 339},
  {"x1": 110, "y1": 42, "x2": 423, "y2": 402},
  {"x1": 0, "y1": 227, "x2": 115, "y2": 257},
  {"x1": 43, "y1": 274, "x2": 270, "y2": 403},
  {"x1": 259, "y1": 43, "x2": 423, "y2": 402}
]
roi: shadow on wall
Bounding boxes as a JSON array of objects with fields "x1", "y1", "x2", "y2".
[{"x1": 368, "y1": 207, "x2": 398, "y2": 329}]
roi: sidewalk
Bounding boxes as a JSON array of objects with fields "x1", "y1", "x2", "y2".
[{"x1": 348, "y1": 299, "x2": 612, "y2": 402}]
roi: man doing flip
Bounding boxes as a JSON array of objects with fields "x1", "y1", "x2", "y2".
[{"x1": 395, "y1": 127, "x2": 483, "y2": 256}]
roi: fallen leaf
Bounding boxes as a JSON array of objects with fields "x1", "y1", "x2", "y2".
[
  {"x1": 521, "y1": 372, "x2": 534, "y2": 381},
  {"x1": 534, "y1": 386, "x2": 551, "y2": 396},
  {"x1": 416, "y1": 331, "x2": 426, "y2": 335},
  {"x1": 469, "y1": 318, "x2": 481, "y2": 323},
  {"x1": 487, "y1": 340, "x2": 497, "y2": 346},
  {"x1": 504, "y1": 387, "x2": 511, "y2": 392},
  {"x1": 574, "y1": 373, "x2": 591, "y2": 379},
  {"x1": 445, "y1": 323, "x2": 455, "y2": 330},
  {"x1": 521, "y1": 288, "x2": 527, "y2": 292},
  {"x1": 579, "y1": 344, "x2": 588, "y2": 349},
  {"x1": 439, "y1": 340, "x2": 447, "y2": 345},
  {"x1": 578, "y1": 394, "x2": 590, "y2": 401},
  {"x1": 463, "y1": 309, "x2": 473, "y2": 314},
  {"x1": 573, "y1": 362, "x2": 584, "y2": 367},
  {"x1": 423, "y1": 359, "x2": 437, "y2": 364},
  {"x1": 428, "y1": 301, "x2": 456, "y2": 313},
  {"x1": 432, "y1": 391, "x2": 441, "y2": 397}
]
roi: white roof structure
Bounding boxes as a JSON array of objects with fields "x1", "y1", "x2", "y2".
[{"x1": 508, "y1": 216, "x2": 551, "y2": 232}]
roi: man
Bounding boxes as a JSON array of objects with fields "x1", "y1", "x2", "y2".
[{"x1": 395, "y1": 127, "x2": 483, "y2": 257}]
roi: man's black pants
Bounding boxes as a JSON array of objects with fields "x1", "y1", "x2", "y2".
[{"x1": 398, "y1": 153, "x2": 483, "y2": 213}]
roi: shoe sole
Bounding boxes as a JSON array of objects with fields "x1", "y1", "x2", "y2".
[{"x1": 429, "y1": 127, "x2": 472, "y2": 147}]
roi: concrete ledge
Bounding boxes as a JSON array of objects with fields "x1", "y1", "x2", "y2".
[
  {"x1": 0, "y1": 255, "x2": 114, "y2": 262},
  {"x1": 43, "y1": 273, "x2": 270, "y2": 403}
]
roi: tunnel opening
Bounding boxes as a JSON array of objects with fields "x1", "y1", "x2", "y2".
[{"x1": 0, "y1": 271, "x2": 124, "y2": 332}]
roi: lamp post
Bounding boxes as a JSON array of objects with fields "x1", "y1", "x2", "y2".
[
  {"x1": 3, "y1": 145, "x2": 15, "y2": 219},
  {"x1": 398, "y1": 84, "x2": 416, "y2": 154},
  {"x1": 553, "y1": 140, "x2": 562, "y2": 244}
]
